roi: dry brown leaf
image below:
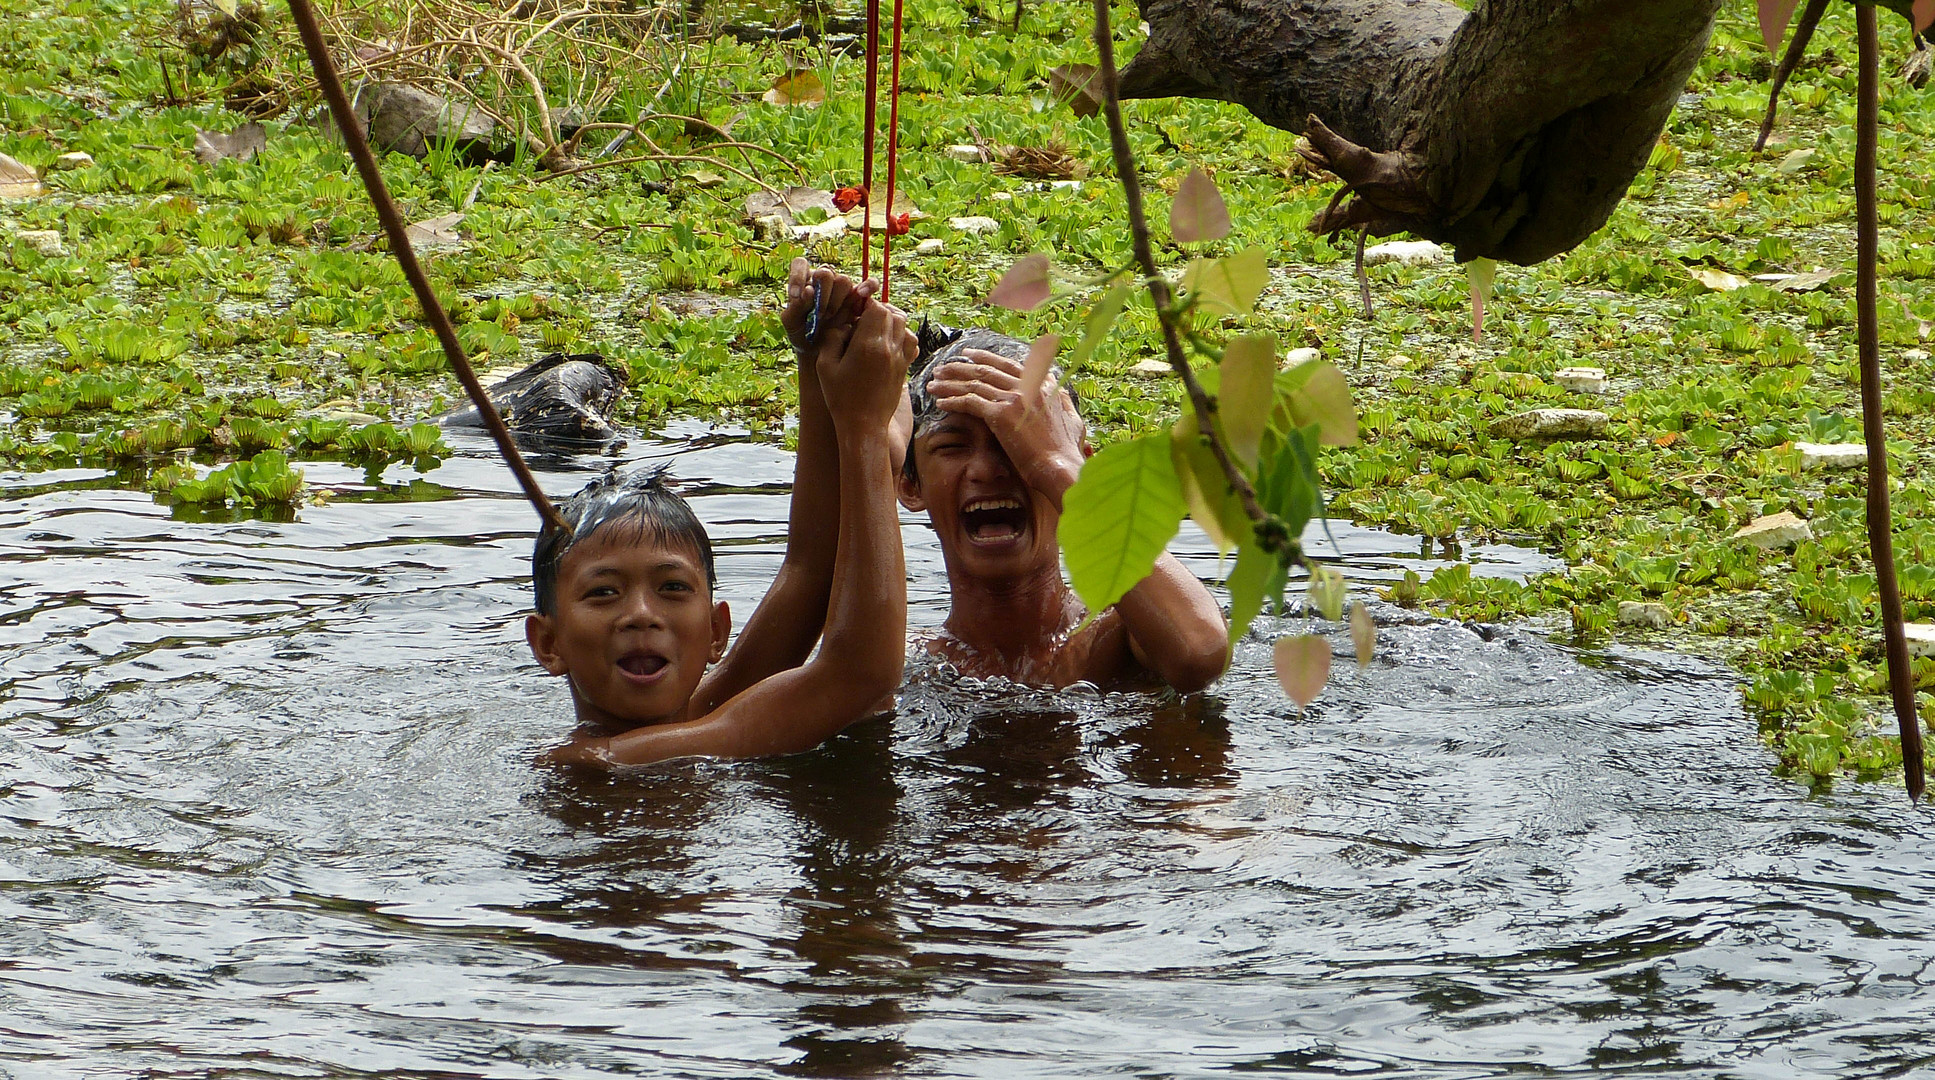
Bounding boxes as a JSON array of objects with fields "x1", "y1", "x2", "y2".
[
  {"x1": 995, "y1": 143, "x2": 1086, "y2": 181},
  {"x1": 406, "y1": 212, "x2": 465, "y2": 250},
  {"x1": 0, "y1": 152, "x2": 43, "y2": 199},
  {"x1": 762, "y1": 70, "x2": 826, "y2": 108},
  {"x1": 193, "y1": 122, "x2": 267, "y2": 165},
  {"x1": 1047, "y1": 64, "x2": 1101, "y2": 118},
  {"x1": 745, "y1": 186, "x2": 838, "y2": 225},
  {"x1": 1689, "y1": 266, "x2": 1749, "y2": 292}
]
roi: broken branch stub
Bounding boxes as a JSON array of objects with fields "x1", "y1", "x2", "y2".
[{"x1": 1122, "y1": 0, "x2": 1724, "y2": 265}]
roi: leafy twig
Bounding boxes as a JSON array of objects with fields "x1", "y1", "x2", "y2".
[{"x1": 1087, "y1": 0, "x2": 1286, "y2": 554}]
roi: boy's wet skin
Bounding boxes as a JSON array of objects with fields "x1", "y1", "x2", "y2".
[
  {"x1": 900, "y1": 346, "x2": 1230, "y2": 692},
  {"x1": 532, "y1": 275, "x2": 915, "y2": 768},
  {"x1": 527, "y1": 529, "x2": 728, "y2": 730}
]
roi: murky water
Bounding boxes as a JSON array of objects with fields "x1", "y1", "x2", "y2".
[{"x1": 3, "y1": 426, "x2": 1931, "y2": 1078}]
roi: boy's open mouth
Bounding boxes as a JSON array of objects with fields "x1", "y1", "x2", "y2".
[
  {"x1": 961, "y1": 496, "x2": 1028, "y2": 544},
  {"x1": 617, "y1": 652, "x2": 669, "y2": 680}
]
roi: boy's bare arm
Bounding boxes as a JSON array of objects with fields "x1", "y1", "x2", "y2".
[
  {"x1": 692, "y1": 261, "x2": 874, "y2": 714},
  {"x1": 927, "y1": 349, "x2": 1229, "y2": 692},
  {"x1": 1115, "y1": 556, "x2": 1230, "y2": 693},
  {"x1": 558, "y1": 301, "x2": 913, "y2": 766}
]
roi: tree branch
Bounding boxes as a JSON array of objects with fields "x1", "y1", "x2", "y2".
[
  {"x1": 1853, "y1": 4, "x2": 1925, "y2": 802},
  {"x1": 285, "y1": 0, "x2": 568, "y2": 535}
]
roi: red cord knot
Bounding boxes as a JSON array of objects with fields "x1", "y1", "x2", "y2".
[
  {"x1": 832, "y1": 186, "x2": 867, "y2": 212},
  {"x1": 887, "y1": 212, "x2": 911, "y2": 236}
]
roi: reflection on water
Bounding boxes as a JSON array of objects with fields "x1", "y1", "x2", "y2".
[{"x1": 2, "y1": 425, "x2": 1932, "y2": 1079}]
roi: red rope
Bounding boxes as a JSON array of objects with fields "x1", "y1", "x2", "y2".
[
  {"x1": 880, "y1": 0, "x2": 906, "y2": 301},
  {"x1": 860, "y1": 0, "x2": 881, "y2": 281}
]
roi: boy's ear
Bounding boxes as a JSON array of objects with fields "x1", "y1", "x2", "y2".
[
  {"x1": 709, "y1": 600, "x2": 731, "y2": 663},
  {"x1": 526, "y1": 613, "x2": 567, "y2": 675},
  {"x1": 896, "y1": 470, "x2": 927, "y2": 513}
]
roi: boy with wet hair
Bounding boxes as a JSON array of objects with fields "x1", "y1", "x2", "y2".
[
  {"x1": 530, "y1": 271, "x2": 914, "y2": 766},
  {"x1": 893, "y1": 326, "x2": 1230, "y2": 691}
]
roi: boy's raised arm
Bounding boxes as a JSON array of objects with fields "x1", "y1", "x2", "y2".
[
  {"x1": 691, "y1": 260, "x2": 874, "y2": 714},
  {"x1": 567, "y1": 300, "x2": 913, "y2": 766}
]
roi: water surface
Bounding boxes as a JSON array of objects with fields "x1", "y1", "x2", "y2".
[{"x1": 2, "y1": 427, "x2": 1930, "y2": 1078}]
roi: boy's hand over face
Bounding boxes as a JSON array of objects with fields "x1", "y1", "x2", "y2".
[
  {"x1": 926, "y1": 348, "x2": 1088, "y2": 505},
  {"x1": 820, "y1": 300, "x2": 916, "y2": 435},
  {"x1": 781, "y1": 258, "x2": 876, "y2": 364}
]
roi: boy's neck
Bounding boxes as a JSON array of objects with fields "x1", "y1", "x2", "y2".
[{"x1": 942, "y1": 563, "x2": 1082, "y2": 661}]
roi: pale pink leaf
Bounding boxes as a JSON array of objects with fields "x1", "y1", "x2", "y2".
[
  {"x1": 1468, "y1": 257, "x2": 1496, "y2": 345},
  {"x1": 1916, "y1": 0, "x2": 1934, "y2": 32},
  {"x1": 985, "y1": 253, "x2": 1051, "y2": 310},
  {"x1": 1019, "y1": 333, "x2": 1061, "y2": 403},
  {"x1": 1758, "y1": 0, "x2": 1803, "y2": 54},
  {"x1": 1351, "y1": 602, "x2": 1375, "y2": 668},
  {"x1": 1274, "y1": 634, "x2": 1332, "y2": 709},
  {"x1": 1170, "y1": 167, "x2": 1230, "y2": 244}
]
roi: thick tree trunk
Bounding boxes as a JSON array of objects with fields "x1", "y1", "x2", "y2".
[{"x1": 1122, "y1": 0, "x2": 1723, "y2": 264}]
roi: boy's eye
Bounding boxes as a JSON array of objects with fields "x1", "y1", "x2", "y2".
[{"x1": 660, "y1": 579, "x2": 694, "y2": 594}]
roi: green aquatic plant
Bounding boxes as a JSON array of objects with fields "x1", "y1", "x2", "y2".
[{"x1": 164, "y1": 449, "x2": 304, "y2": 507}]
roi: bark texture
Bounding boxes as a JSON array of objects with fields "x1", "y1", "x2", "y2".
[{"x1": 1121, "y1": 0, "x2": 1723, "y2": 264}]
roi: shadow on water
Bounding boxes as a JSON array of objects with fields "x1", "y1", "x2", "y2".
[{"x1": 2, "y1": 424, "x2": 1933, "y2": 1079}]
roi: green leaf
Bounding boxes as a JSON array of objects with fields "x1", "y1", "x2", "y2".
[
  {"x1": 1219, "y1": 333, "x2": 1276, "y2": 467},
  {"x1": 1069, "y1": 282, "x2": 1131, "y2": 366},
  {"x1": 1306, "y1": 564, "x2": 1345, "y2": 621},
  {"x1": 1059, "y1": 434, "x2": 1186, "y2": 617},
  {"x1": 1180, "y1": 247, "x2": 1268, "y2": 316},
  {"x1": 1226, "y1": 541, "x2": 1277, "y2": 643},
  {"x1": 1256, "y1": 424, "x2": 1322, "y2": 540},
  {"x1": 1274, "y1": 361, "x2": 1359, "y2": 446},
  {"x1": 1170, "y1": 415, "x2": 1249, "y2": 553},
  {"x1": 1169, "y1": 167, "x2": 1231, "y2": 244}
]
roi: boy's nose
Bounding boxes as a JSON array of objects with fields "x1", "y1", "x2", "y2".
[
  {"x1": 965, "y1": 445, "x2": 1018, "y2": 483},
  {"x1": 616, "y1": 590, "x2": 665, "y2": 629}
]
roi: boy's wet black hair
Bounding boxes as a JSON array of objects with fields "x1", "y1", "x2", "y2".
[
  {"x1": 904, "y1": 319, "x2": 1080, "y2": 482},
  {"x1": 531, "y1": 464, "x2": 716, "y2": 615}
]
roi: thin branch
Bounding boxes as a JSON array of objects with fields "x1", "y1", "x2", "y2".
[
  {"x1": 1853, "y1": 4, "x2": 1924, "y2": 802},
  {"x1": 285, "y1": 0, "x2": 568, "y2": 535},
  {"x1": 1755, "y1": 0, "x2": 1829, "y2": 152},
  {"x1": 1088, "y1": 0, "x2": 1285, "y2": 554}
]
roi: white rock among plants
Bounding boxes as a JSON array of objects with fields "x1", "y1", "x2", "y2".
[
  {"x1": 1489, "y1": 408, "x2": 1610, "y2": 440},
  {"x1": 1731, "y1": 511, "x2": 1812, "y2": 550},
  {"x1": 1794, "y1": 442, "x2": 1867, "y2": 469}
]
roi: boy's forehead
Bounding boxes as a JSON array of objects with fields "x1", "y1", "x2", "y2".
[{"x1": 560, "y1": 524, "x2": 706, "y2": 574}]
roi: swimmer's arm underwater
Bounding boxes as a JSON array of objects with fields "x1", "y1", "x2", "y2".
[
  {"x1": 566, "y1": 300, "x2": 913, "y2": 765},
  {"x1": 690, "y1": 261, "x2": 873, "y2": 715}
]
